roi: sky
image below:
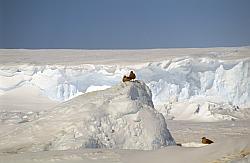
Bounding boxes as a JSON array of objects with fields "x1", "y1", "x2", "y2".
[{"x1": 0, "y1": 0, "x2": 250, "y2": 49}]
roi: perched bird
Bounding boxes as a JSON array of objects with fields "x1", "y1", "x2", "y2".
[
  {"x1": 202, "y1": 137, "x2": 214, "y2": 144},
  {"x1": 128, "y1": 71, "x2": 136, "y2": 81},
  {"x1": 122, "y1": 75, "x2": 130, "y2": 82}
]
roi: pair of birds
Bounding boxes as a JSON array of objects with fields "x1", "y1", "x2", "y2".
[{"x1": 122, "y1": 71, "x2": 136, "y2": 82}]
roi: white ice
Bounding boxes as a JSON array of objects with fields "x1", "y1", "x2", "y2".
[{"x1": 0, "y1": 46, "x2": 250, "y2": 163}]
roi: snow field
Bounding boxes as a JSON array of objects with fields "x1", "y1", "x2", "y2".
[{"x1": 0, "y1": 47, "x2": 250, "y2": 162}]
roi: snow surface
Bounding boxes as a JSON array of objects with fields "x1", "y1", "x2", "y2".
[
  {"x1": 0, "y1": 81, "x2": 175, "y2": 152},
  {"x1": 0, "y1": 47, "x2": 250, "y2": 163},
  {"x1": 0, "y1": 121, "x2": 249, "y2": 163}
]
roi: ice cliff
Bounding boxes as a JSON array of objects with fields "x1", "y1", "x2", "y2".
[{"x1": 0, "y1": 81, "x2": 175, "y2": 152}]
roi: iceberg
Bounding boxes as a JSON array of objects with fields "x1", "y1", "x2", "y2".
[{"x1": 0, "y1": 81, "x2": 175, "y2": 152}]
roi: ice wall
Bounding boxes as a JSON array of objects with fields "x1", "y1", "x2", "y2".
[
  {"x1": 146, "y1": 58, "x2": 250, "y2": 108},
  {"x1": 1, "y1": 57, "x2": 249, "y2": 109}
]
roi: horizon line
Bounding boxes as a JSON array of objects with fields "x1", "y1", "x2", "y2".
[{"x1": 1, "y1": 45, "x2": 250, "y2": 51}]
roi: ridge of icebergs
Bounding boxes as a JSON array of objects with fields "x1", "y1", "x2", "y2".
[{"x1": 0, "y1": 57, "x2": 250, "y2": 121}]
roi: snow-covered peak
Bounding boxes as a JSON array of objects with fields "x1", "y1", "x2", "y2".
[{"x1": 0, "y1": 81, "x2": 175, "y2": 152}]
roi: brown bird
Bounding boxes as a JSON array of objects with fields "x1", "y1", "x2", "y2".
[
  {"x1": 122, "y1": 75, "x2": 130, "y2": 82},
  {"x1": 128, "y1": 71, "x2": 136, "y2": 81},
  {"x1": 202, "y1": 137, "x2": 214, "y2": 144}
]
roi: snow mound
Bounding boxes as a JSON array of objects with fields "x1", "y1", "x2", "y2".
[
  {"x1": 85, "y1": 85, "x2": 111, "y2": 93},
  {"x1": 181, "y1": 142, "x2": 208, "y2": 148},
  {"x1": 0, "y1": 81, "x2": 175, "y2": 152},
  {"x1": 159, "y1": 100, "x2": 250, "y2": 122}
]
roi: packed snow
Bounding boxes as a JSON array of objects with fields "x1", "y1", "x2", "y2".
[
  {"x1": 0, "y1": 121, "x2": 249, "y2": 163},
  {"x1": 0, "y1": 81, "x2": 175, "y2": 152}
]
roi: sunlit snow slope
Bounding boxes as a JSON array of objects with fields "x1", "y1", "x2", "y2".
[
  {"x1": 0, "y1": 47, "x2": 250, "y2": 121},
  {"x1": 0, "y1": 81, "x2": 175, "y2": 152}
]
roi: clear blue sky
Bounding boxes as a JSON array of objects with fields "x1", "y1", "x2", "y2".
[{"x1": 0, "y1": 0, "x2": 250, "y2": 49}]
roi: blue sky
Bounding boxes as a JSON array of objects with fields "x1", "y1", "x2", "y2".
[{"x1": 1, "y1": 0, "x2": 250, "y2": 49}]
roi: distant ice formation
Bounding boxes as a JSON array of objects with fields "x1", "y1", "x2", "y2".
[{"x1": 0, "y1": 49, "x2": 250, "y2": 121}]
